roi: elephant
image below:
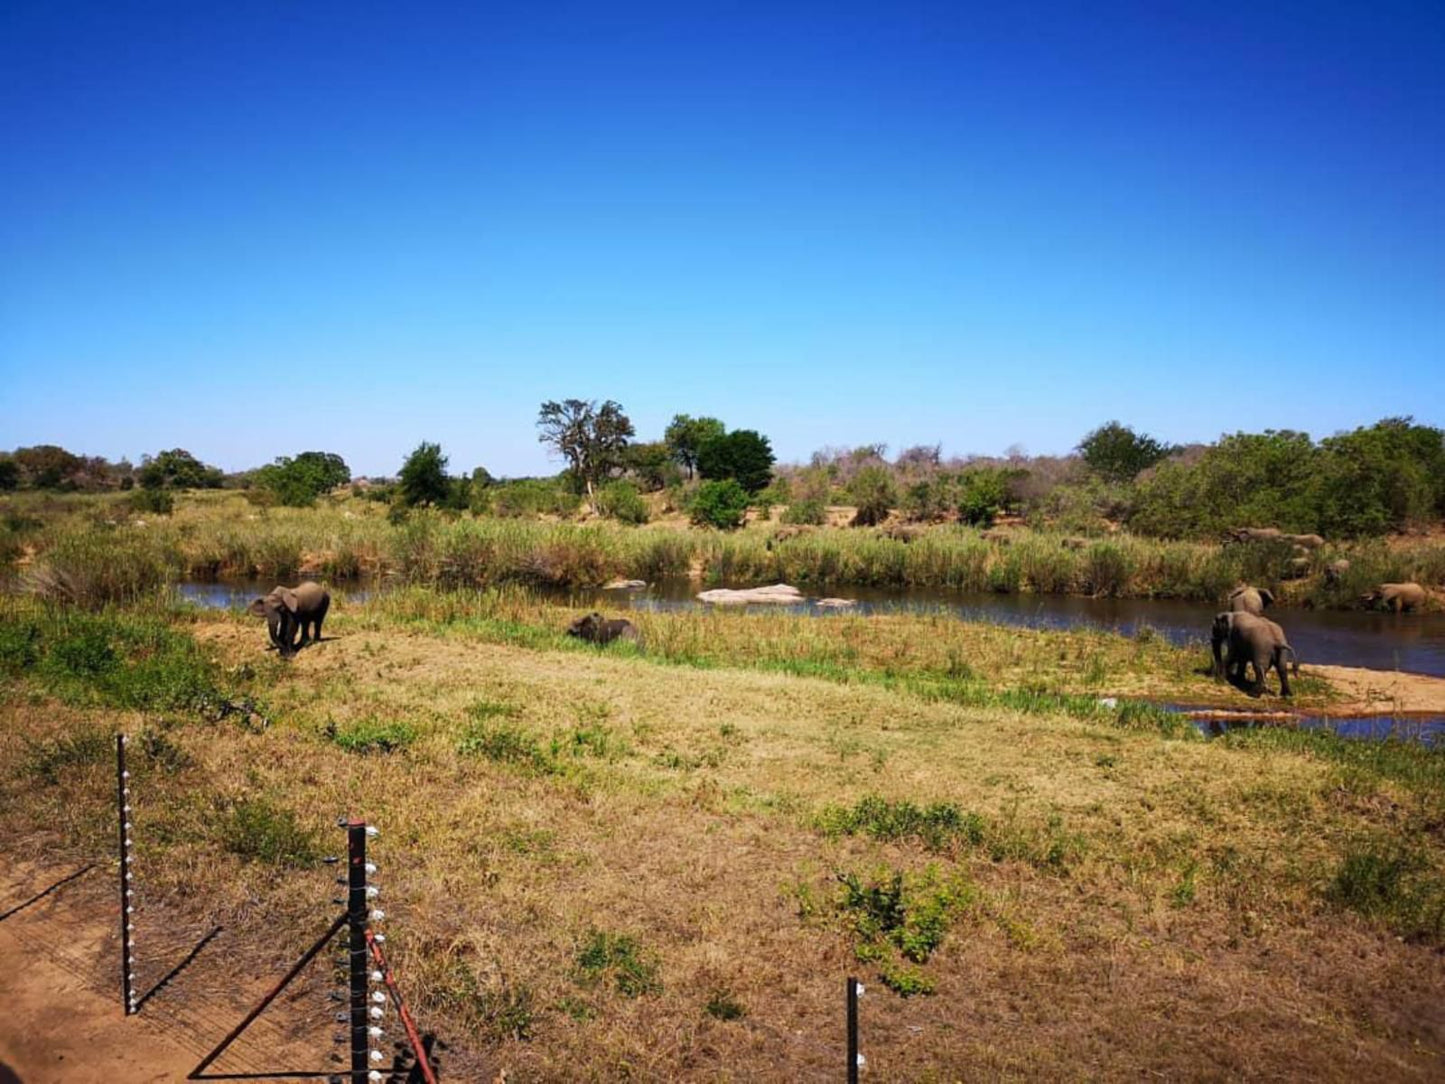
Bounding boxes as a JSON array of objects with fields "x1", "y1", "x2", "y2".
[
  {"x1": 1286, "y1": 533, "x2": 1325, "y2": 550},
  {"x1": 1060, "y1": 537, "x2": 1089, "y2": 550},
  {"x1": 1227, "y1": 585, "x2": 1275, "y2": 615},
  {"x1": 1225, "y1": 527, "x2": 1284, "y2": 545},
  {"x1": 880, "y1": 524, "x2": 922, "y2": 543},
  {"x1": 248, "y1": 582, "x2": 330, "y2": 655},
  {"x1": 1323, "y1": 559, "x2": 1351, "y2": 586},
  {"x1": 567, "y1": 612, "x2": 642, "y2": 646},
  {"x1": 1361, "y1": 582, "x2": 1429, "y2": 613},
  {"x1": 1211, "y1": 611, "x2": 1297, "y2": 697},
  {"x1": 1282, "y1": 556, "x2": 1312, "y2": 580}
]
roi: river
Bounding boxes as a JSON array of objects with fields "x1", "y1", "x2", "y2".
[{"x1": 178, "y1": 576, "x2": 1445, "y2": 679}]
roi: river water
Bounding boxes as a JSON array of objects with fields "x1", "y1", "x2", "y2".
[{"x1": 178, "y1": 576, "x2": 1445, "y2": 678}]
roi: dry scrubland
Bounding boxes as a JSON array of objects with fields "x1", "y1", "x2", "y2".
[
  {"x1": 6, "y1": 489, "x2": 1445, "y2": 608},
  {"x1": 3, "y1": 590, "x2": 1445, "y2": 1080}
]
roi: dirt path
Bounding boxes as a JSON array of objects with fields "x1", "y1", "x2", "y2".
[
  {"x1": 1313, "y1": 664, "x2": 1445, "y2": 714},
  {"x1": 0, "y1": 863, "x2": 336, "y2": 1084},
  {"x1": 0, "y1": 917, "x2": 195, "y2": 1083}
]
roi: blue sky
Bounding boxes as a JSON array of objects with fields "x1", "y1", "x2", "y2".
[{"x1": 2, "y1": 1, "x2": 1442, "y2": 477}]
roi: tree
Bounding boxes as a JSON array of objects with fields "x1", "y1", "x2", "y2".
[
  {"x1": 697, "y1": 430, "x2": 775, "y2": 495},
  {"x1": 664, "y1": 415, "x2": 726, "y2": 479},
  {"x1": 536, "y1": 399, "x2": 635, "y2": 499},
  {"x1": 624, "y1": 441, "x2": 676, "y2": 492},
  {"x1": 254, "y1": 451, "x2": 351, "y2": 507},
  {"x1": 1077, "y1": 422, "x2": 1173, "y2": 484},
  {"x1": 0, "y1": 457, "x2": 17, "y2": 491},
  {"x1": 12, "y1": 445, "x2": 83, "y2": 489},
  {"x1": 398, "y1": 442, "x2": 450, "y2": 507},
  {"x1": 137, "y1": 449, "x2": 224, "y2": 490}
]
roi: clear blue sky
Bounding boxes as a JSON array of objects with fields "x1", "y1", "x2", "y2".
[{"x1": 2, "y1": 1, "x2": 1442, "y2": 477}]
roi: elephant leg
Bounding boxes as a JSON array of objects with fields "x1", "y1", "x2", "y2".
[
  {"x1": 1275, "y1": 651, "x2": 1292, "y2": 697},
  {"x1": 1249, "y1": 654, "x2": 1267, "y2": 694}
]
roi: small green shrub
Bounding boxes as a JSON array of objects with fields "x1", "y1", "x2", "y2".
[
  {"x1": 831, "y1": 865, "x2": 974, "y2": 995},
  {"x1": 128, "y1": 488, "x2": 175, "y2": 515},
  {"x1": 458, "y1": 720, "x2": 548, "y2": 769},
  {"x1": 330, "y1": 718, "x2": 418, "y2": 754},
  {"x1": 781, "y1": 498, "x2": 827, "y2": 526},
  {"x1": 595, "y1": 481, "x2": 649, "y2": 525},
  {"x1": 220, "y1": 798, "x2": 321, "y2": 867},
  {"x1": 689, "y1": 479, "x2": 750, "y2": 530},
  {"x1": 574, "y1": 929, "x2": 662, "y2": 997},
  {"x1": 849, "y1": 466, "x2": 898, "y2": 527}
]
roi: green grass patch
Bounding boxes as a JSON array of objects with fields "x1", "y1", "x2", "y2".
[
  {"x1": 23, "y1": 724, "x2": 113, "y2": 784},
  {"x1": 329, "y1": 717, "x2": 418, "y2": 754},
  {"x1": 573, "y1": 929, "x2": 662, "y2": 997},
  {"x1": 1328, "y1": 840, "x2": 1445, "y2": 943},
  {"x1": 220, "y1": 798, "x2": 322, "y2": 867}
]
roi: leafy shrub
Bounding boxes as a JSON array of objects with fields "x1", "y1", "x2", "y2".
[
  {"x1": 782, "y1": 498, "x2": 827, "y2": 526},
  {"x1": 595, "y1": 481, "x2": 649, "y2": 525},
  {"x1": 831, "y1": 865, "x2": 974, "y2": 995},
  {"x1": 957, "y1": 469, "x2": 1012, "y2": 527},
  {"x1": 849, "y1": 465, "x2": 898, "y2": 527},
  {"x1": 220, "y1": 798, "x2": 321, "y2": 867},
  {"x1": 901, "y1": 478, "x2": 952, "y2": 523},
  {"x1": 128, "y1": 488, "x2": 175, "y2": 515},
  {"x1": 689, "y1": 479, "x2": 750, "y2": 530}
]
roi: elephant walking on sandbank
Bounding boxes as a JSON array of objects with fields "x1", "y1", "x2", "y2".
[
  {"x1": 249, "y1": 582, "x2": 331, "y2": 656},
  {"x1": 1211, "y1": 611, "x2": 1297, "y2": 697}
]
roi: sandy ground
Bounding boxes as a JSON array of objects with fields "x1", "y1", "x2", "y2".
[
  {"x1": 1312, "y1": 664, "x2": 1445, "y2": 714},
  {"x1": 0, "y1": 862, "x2": 342, "y2": 1084}
]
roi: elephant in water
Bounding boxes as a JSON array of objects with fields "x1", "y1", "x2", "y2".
[
  {"x1": 1212, "y1": 611, "x2": 1297, "y2": 697},
  {"x1": 1361, "y1": 582, "x2": 1429, "y2": 613},
  {"x1": 567, "y1": 612, "x2": 642, "y2": 647},
  {"x1": 1227, "y1": 585, "x2": 1275, "y2": 615},
  {"x1": 248, "y1": 582, "x2": 331, "y2": 656}
]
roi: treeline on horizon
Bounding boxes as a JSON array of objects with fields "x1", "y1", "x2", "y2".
[{"x1": 3, "y1": 411, "x2": 1443, "y2": 541}]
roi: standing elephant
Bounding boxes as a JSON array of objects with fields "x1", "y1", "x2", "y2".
[
  {"x1": 1211, "y1": 611, "x2": 1297, "y2": 697},
  {"x1": 1361, "y1": 582, "x2": 1429, "y2": 613},
  {"x1": 1227, "y1": 585, "x2": 1275, "y2": 615},
  {"x1": 248, "y1": 582, "x2": 331, "y2": 655},
  {"x1": 1225, "y1": 527, "x2": 1284, "y2": 544}
]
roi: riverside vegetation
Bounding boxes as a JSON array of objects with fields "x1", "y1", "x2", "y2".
[
  {"x1": 2, "y1": 587, "x2": 1444, "y2": 1078},
  {"x1": 6, "y1": 490, "x2": 1445, "y2": 611}
]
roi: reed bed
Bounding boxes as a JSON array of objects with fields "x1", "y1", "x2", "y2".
[{"x1": 6, "y1": 491, "x2": 1445, "y2": 609}]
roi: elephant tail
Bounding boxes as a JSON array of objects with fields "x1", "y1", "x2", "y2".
[{"x1": 1278, "y1": 645, "x2": 1299, "y2": 676}]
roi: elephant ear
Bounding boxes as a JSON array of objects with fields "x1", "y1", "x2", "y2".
[
  {"x1": 275, "y1": 587, "x2": 301, "y2": 613},
  {"x1": 1259, "y1": 589, "x2": 1276, "y2": 606},
  {"x1": 247, "y1": 598, "x2": 269, "y2": 617}
]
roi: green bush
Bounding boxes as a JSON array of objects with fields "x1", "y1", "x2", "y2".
[
  {"x1": 689, "y1": 479, "x2": 750, "y2": 530},
  {"x1": 128, "y1": 488, "x2": 175, "y2": 515},
  {"x1": 595, "y1": 481, "x2": 649, "y2": 525},
  {"x1": 957, "y1": 469, "x2": 1012, "y2": 527},
  {"x1": 849, "y1": 465, "x2": 898, "y2": 527},
  {"x1": 781, "y1": 498, "x2": 827, "y2": 526}
]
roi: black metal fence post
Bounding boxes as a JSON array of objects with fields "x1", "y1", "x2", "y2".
[
  {"x1": 847, "y1": 976, "x2": 860, "y2": 1083},
  {"x1": 347, "y1": 820, "x2": 370, "y2": 1082},
  {"x1": 117, "y1": 734, "x2": 136, "y2": 1016}
]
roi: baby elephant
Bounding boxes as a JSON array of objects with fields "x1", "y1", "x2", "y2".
[
  {"x1": 248, "y1": 582, "x2": 331, "y2": 656},
  {"x1": 1211, "y1": 611, "x2": 1297, "y2": 697},
  {"x1": 567, "y1": 612, "x2": 641, "y2": 647}
]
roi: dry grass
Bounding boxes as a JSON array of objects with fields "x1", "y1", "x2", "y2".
[{"x1": 3, "y1": 601, "x2": 1445, "y2": 1079}]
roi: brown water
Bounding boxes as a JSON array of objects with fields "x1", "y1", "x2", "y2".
[{"x1": 176, "y1": 576, "x2": 1445, "y2": 678}]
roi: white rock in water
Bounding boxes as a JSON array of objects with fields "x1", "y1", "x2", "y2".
[
  {"x1": 815, "y1": 598, "x2": 858, "y2": 609},
  {"x1": 602, "y1": 579, "x2": 649, "y2": 590},
  {"x1": 696, "y1": 583, "x2": 805, "y2": 605}
]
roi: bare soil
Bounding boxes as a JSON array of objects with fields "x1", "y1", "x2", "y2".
[{"x1": 1313, "y1": 665, "x2": 1445, "y2": 714}]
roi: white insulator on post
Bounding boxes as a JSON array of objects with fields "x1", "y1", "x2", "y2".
[
  {"x1": 365, "y1": 862, "x2": 377, "y2": 874},
  {"x1": 369, "y1": 1006, "x2": 384, "y2": 1020},
  {"x1": 370, "y1": 970, "x2": 383, "y2": 982},
  {"x1": 368, "y1": 1026, "x2": 383, "y2": 1039},
  {"x1": 371, "y1": 991, "x2": 385, "y2": 1004},
  {"x1": 369, "y1": 909, "x2": 385, "y2": 922},
  {"x1": 365, "y1": 826, "x2": 379, "y2": 837},
  {"x1": 365, "y1": 886, "x2": 379, "y2": 898},
  {"x1": 373, "y1": 934, "x2": 386, "y2": 944},
  {"x1": 370, "y1": 1050, "x2": 384, "y2": 1064}
]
